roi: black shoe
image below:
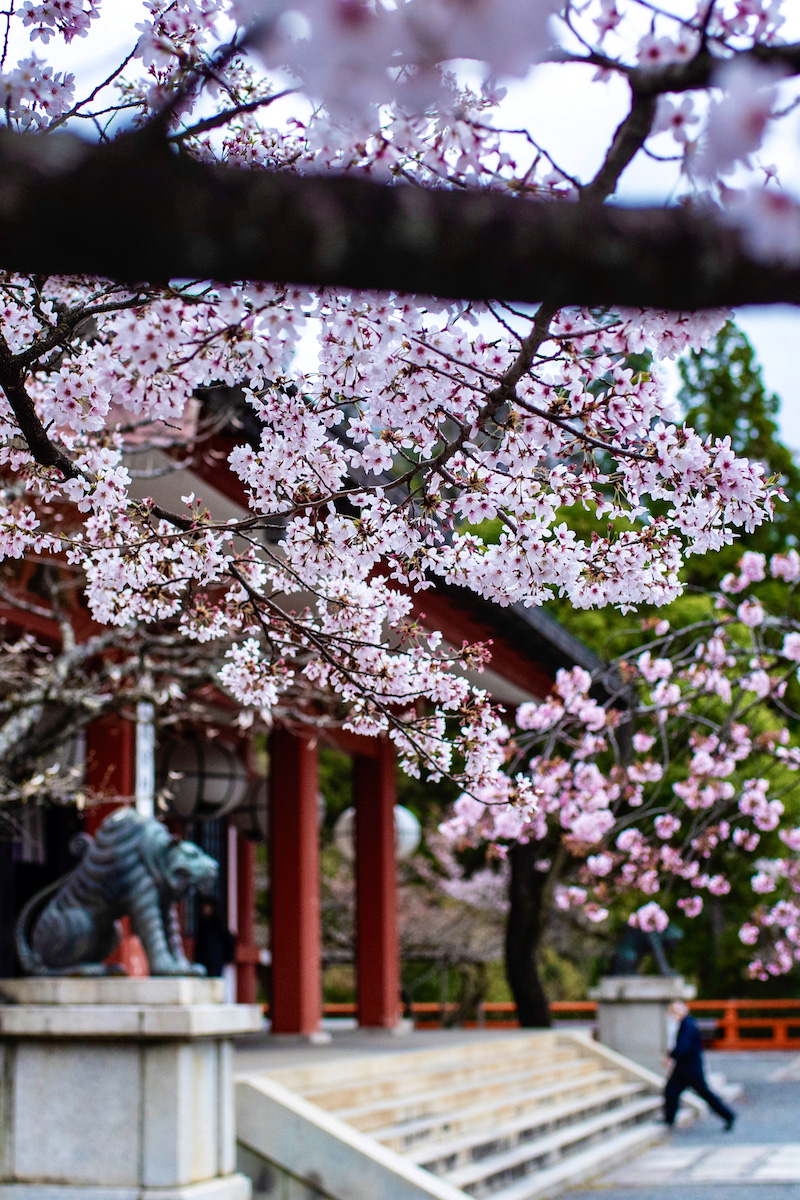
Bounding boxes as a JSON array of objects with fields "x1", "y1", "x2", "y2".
[{"x1": 724, "y1": 1114, "x2": 736, "y2": 1132}]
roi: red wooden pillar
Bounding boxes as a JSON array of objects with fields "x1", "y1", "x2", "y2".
[
  {"x1": 84, "y1": 716, "x2": 149, "y2": 976},
  {"x1": 269, "y1": 728, "x2": 323, "y2": 1036},
  {"x1": 84, "y1": 715, "x2": 136, "y2": 832},
  {"x1": 236, "y1": 834, "x2": 259, "y2": 1003},
  {"x1": 355, "y1": 739, "x2": 401, "y2": 1029}
]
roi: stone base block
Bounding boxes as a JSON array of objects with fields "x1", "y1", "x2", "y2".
[
  {"x1": 0, "y1": 977, "x2": 225, "y2": 1007},
  {"x1": 589, "y1": 974, "x2": 696, "y2": 1073},
  {"x1": 0, "y1": 978, "x2": 261, "y2": 1197},
  {"x1": 0, "y1": 1174, "x2": 252, "y2": 1199}
]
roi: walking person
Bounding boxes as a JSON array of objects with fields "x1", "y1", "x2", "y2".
[{"x1": 664, "y1": 999, "x2": 736, "y2": 1130}]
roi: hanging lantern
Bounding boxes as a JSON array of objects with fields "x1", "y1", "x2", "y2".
[
  {"x1": 395, "y1": 805, "x2": 423, "y2": 859},
  {"x1": 231, "y1": 779, "x2": 269, "y2": 841},
  {"x1": 156, "y1": 737, "x2": 250, "y2": 821},
  {"x1": 333, "y1": 805, "x2": 422, "y2": 862}
]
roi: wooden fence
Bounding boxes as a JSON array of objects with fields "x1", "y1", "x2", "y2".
[
  {"x1": 316, "y1": 998, "x2": 800, "y2": 1048},
  {"x1": 689, "y1": 999, "x2": 800, "y2": 1051}
]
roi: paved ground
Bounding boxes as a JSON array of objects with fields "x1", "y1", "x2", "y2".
[{"x1": 568, "y1": 1052, "x2": 800, "y2": 1198}]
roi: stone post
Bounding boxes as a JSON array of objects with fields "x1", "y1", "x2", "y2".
[
  {"x1": 0, "y1": 976, "x2": 262, "y2": 1198},
  {"x1": 589, "y1": 975, "x2": 696, "y2": 1073}
]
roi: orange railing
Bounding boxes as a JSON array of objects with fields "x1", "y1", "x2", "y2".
[
  {"x1": 311, "y1": 997, "x2": 800, "y2": 1047},
  {"x1": 308, "y1": 999, "x2": 593, "y2": 1029},
  {"x1": 412, "y1": 1001, "x2": 517, "y2": 1029},
  {"x1": 689, "y1": 999, "x2": 800, "y2": 1050},
  {"x1": 408, "y1": 1000, "x2": 595, "y2": 1028}
]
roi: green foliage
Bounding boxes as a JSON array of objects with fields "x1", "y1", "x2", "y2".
[
  {"x1": 538, "y1": 946, "x2": 590, "y2": 1001},
  {"x1": 322, "y1": 963, "x2": 356, "y2": 1003},
  {"x1": 317, "y1": 742, "x2": 458, "y2": 850},
  {"x1": 542, "y1": 325, "x2": 800, "y2": 997},
  {"x1": 396, "y1": 959, "x2": 512, "y2": 1008},
  {"x1": 678, "y1": 320, "x2": 800, "y2": 583}
]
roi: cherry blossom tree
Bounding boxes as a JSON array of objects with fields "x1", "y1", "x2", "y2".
[
  {"x1": 0, "y1": 567, "x2": 246, "y2": 817},
  {"x1": 0, "y1": 5, "x2": 798, "y2": 825},
  {"x1": 443, "y1": 549, "x2": 800, "y2": 1019}
]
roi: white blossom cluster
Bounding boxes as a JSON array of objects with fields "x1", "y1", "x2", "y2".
[{"x1": 0, "y1": 0, "x2": 796, "y2": 813}]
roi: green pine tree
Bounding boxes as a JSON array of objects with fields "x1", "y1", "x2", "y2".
[{"x1": 678, "y1": 320, "x2": 800, "y2": 585}]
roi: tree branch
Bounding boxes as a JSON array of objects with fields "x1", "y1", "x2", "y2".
[
  {"x1": 167, "y1": 88, "x2": 297, "y2": 143},
  {"x1": 550, "y1": 40, "x2": 800, "y2": 95},
  {"x1": 0, "y1": 330, "x2": 80, "y2": 479},
  {"x1": 0, "y1": 128, "x2": 799, "y2": 310},
  {"x1": 629, "y1": 40, "x2": 800, "y2": 96},
  {"x1": 580, "y1": 91, "x2": 657, "y2": 202}
]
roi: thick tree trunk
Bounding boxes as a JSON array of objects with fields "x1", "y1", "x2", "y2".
[{"x1": 505, "y1": 842, "x2": 560, "y2": 1028}]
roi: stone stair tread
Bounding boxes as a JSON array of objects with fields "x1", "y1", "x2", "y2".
[
  {"x1": 445, "y1": 1094, "x2": 662, "y2": 1191},
  {"x1": 267, "y1": 1034, "x2": 562, "y2": 1093},
  {"x1": 408, "y1": 1079, "x2": 647, "y2": 1168},
  {"x1": 480, "y1": 1121, "x2": 665, "y2": 1200},
  {"x1": 373, "y1": 1067, "x2": 624, "y2": 1148},
  {"x1": 334, "y1": 1058, "x2": 603, "y2": 1123},
  {"x1": 302, "y1": 1048, "x2": 582, "y2": 1109}
]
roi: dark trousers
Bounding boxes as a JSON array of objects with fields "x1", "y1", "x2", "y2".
[{"x1": 664, "y1": 1066, "x2": 734, "y2": 1126}]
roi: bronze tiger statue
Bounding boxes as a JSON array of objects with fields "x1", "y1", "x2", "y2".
[{"x1": 15, "y1": 808, "x2": 218, "y2": 976}]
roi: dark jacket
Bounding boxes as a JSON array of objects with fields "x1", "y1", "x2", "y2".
[
  {"x1": 671, "y1": 1014, "x2": 704, "y2": 1077},
  {"x1": 194, "y1": 906, "x2": 236, "y2": 977}
]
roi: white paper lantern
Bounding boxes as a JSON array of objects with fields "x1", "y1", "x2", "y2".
[
  {"x1": 157, "y1": 738, "x2": 250, "y2": 820},
  {"x1": 333, "y1": 804, "x2": 422, "y2": 861}
]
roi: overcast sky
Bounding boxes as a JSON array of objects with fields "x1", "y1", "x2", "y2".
[
  {"x1": 499, "y1": 59, "x2": 800, "y2": 451},
  {"x1": 20, "y1": 2, "x2": 800, "y2": 450}
]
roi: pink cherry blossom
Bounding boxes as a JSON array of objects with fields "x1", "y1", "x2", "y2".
[
  {"x1": 738, "y1": 599, "x2": 765, "y2": 627},
  {"x1": 772, "y1": 550, "x2": 800, "y2": 582},
  {"x1": 652, "y1": 96, "x2": 699, "y2": 146},
  {"x1": 726, "y1": 188, "x2": 800, "y2": 267},
  {"x1": 695, "y1": 58, "x2": 780, "y2": 180},
  {"x1": 630, "y1": 902, "x2": 669, "y2": 932}
]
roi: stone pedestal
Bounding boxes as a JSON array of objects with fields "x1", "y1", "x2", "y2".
[
  {"x1": 589, "y1": 975, "x2": 696, "y2": 1073},
  {"x1": 0, "y1": 977, "x2": 263, "y2": 1199}
]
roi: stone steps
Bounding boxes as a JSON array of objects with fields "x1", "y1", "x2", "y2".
[
  {"x1": 375, "y1": 1068, "x2": 628, "y2": 1153},
  {"x1": 335, "y1": 1058, "x2": 604, "y2": 1133},
  {"x1": 445, "y1": 1094, "x2": 662, "y2": 1197},
  {"x1": 408, "y1": 1078, "x2": 646, "y2": 1172},
  {"x1": 237, "y1": 1032, "x2": 666, "y2": 1200},
  {"x1": 297, "y1": 1043, "x2": 581, "y2": 1113},
  {"x1": 268, "y1": 1033, "x2": 563, "y2": 1094},
  {"x1": 481, "y1": 1121, "x2": 665, "y2": 1200}
]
